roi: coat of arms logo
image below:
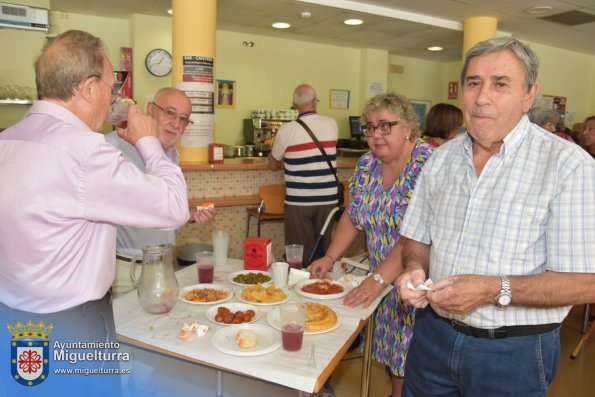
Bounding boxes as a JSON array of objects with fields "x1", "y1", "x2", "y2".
[{"x1": 7, "y1": 320, "x2": 53, "y2": 386}]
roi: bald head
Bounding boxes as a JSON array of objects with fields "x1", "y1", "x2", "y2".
[
  {"x1": 292, "y1": 84, "x2": 318, "y2": 113},
  {"x1": 148, "y1": 87, "x2": 192, "y2": 150}
]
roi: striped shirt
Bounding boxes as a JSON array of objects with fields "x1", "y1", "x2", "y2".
[
  {"x1": 271, "y1": 112, "x2": 338, "y2": 206},
  {"x1": 401, "y1": 115, "x2": 595, "y2": 328}
]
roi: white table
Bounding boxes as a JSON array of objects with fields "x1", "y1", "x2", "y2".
[{"x1": 114, "y1": 259, "x2": 390, "y2": 396}]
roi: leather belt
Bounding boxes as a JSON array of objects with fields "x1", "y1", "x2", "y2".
[
  {"x1": 116, "y1": 254, "x2": 140, "y2": 263},
  {"x1": 439, "y1": 316, "x2": 560, "y2": 339}
]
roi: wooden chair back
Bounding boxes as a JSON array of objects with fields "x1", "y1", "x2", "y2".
[{"x1": 259, "y1": 184, "x2": 286, "y2": 215}]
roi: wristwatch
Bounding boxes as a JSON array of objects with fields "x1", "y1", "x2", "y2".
[
  {"x1": 495, "y1": 276, "x2": 512, "y2": 308},
  {"x1": 372, "y1": 273, "x2": 386, "y2": 287}
]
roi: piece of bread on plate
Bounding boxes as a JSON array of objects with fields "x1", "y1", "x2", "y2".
[{"x1": 236, "y1": 328, "x2": 257, "y2": 349}]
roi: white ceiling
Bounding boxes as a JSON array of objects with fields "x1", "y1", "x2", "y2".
[{"x1": 49, "y1": 0, "x2": 595, "y2": 62}]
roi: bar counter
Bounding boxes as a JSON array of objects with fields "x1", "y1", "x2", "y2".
[{"x1": 177, "y1": 156, "x2": 363, "y2": 262}]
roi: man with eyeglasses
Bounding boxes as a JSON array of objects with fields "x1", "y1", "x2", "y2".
[
  {"x1": 0, "y1": 30, "x2": 189, "y2": 396},
  {"x1": 107, "y1": 87, "x2": 216, "y2": 297}
]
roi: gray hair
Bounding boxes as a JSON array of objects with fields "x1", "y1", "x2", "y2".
[
  {"x1": 528, "y1": 107, "x2": 560, "y2": 128},
  {"x1": 460, "y1": 37, "x2": 539, "y2": 93},
  {"x1": 360, "y1": 92, "x2": 420, "y2": 138},
  {"x1": 292, "y1": 84, "x2": 318, "y2": 109},
  {"x1": 35, "y1": 30, "x2": 107, "y2": 101}
]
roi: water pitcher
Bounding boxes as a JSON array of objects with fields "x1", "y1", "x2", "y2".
[{"x1": 134, "y1": 244, "x2": 179, "y2": 314}]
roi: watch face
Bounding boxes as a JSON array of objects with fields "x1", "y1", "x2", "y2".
[
  {"x1": 498, "y1": 294, "x2": 511, "y2": 306},
  {"x1": 145, "y1": 49, "x2": 172, "y2": 77}
]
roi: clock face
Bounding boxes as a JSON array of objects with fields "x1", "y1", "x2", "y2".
[{"x1": 145, "y1": 49, "x2": 172, "y2": 77}]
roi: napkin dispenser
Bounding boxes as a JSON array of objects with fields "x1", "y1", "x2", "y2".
[{"x1": 244, "y1": 237, "x2": 272, "y2": 271}]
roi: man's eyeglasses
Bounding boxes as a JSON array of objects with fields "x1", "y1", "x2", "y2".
[
  {"x1": 152, "y1": 102, "x2": 194, "y2": 126},
  {"x1": 360, "y1": 120, "x2": 400, "y2": 136},
  {"x1": 89, "y1": 74, "x2": 118, "y2": 103}
]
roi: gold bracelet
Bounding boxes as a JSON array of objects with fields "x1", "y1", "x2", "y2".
[{"x1": 324, "y1": 254, "x2": 335, "y2": 262}]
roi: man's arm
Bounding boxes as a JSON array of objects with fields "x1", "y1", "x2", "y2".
[
  {"x1": 267, "y1": 152, "x2": 283, "y2": 170},
  {"x1": 396, "y1": 237, "x2": 432, "y2": 308}
]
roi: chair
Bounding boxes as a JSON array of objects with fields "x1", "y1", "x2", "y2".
[
  {"x1": 570, "y1": 303, "x2": 595, "y2": 359},
  {"x1": 245, "y1": 184, "x2": 286, "y2": 237}
]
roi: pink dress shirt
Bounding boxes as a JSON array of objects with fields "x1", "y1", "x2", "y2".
[{"x1": 0, "y1": 101, "x2": 189, "y2": 313}]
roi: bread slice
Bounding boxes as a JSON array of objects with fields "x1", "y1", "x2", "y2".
[{"x1": 236, "y1": 329, "x2": 257, "y2": 349}]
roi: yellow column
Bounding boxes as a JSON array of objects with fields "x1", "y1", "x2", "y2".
[
  {"x1": 172, "y1": 0, "x2": 217, "y2": 162},
  {"x1": 462, "y1": 17, "x2": 497, "y2": 59}
]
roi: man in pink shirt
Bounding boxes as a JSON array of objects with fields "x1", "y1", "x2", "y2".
[{"x1": 0, "y1": 30, "x2": 189, "y2": 396}]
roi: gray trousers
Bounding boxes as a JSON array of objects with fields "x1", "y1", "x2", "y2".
[{"x1": 284, "y1": 203, "x2": 336, "y2": 267}]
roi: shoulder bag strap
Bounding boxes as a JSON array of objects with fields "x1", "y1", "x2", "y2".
[{"x1": 296, "y1": 118, "x2": 339, "y2": 184}]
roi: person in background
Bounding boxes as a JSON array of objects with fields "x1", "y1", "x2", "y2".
[
  {"x1": 268, "y1": 84, "x2": 338, "y2": 266},
  {"x1": 580, "y1": 115, "x2": 595, "y2": 158},
  {"x1": 106, "y1": 87, "x2": 215, "y2": 297},
  {"x1": 528, "y1": 106, "x2": 575, "y2": 142},
  {"x1": 309, "y1": 93, "x2": 433, "y2": 397},
  {"x1": 421, "y1": 103, "x2": 463, "y2": 147},
  {"x1": 397, "y1": 36, "x2": 595, "y2": 396},
  {"x1": 0, "y1": 30, "x2": 190, "y2": 396}
]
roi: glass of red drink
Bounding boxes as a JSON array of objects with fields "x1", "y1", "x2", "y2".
[
  {"x1": 280, "y1": 303, "x2": 305, "y2": 352},
  {"x1": 196, "y1": 251, "x2": 214, "y2": 283},
  {"x1": 285, "y1": 244, "x2": 304, "y2": 270},
  {"x1": 107, "y1": 97, "x2": 134, "y2": 129}
]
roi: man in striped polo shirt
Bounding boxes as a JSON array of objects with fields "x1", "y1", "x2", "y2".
[{"x1": 268, "y1": 84, "x2": 339, "y2": 266}]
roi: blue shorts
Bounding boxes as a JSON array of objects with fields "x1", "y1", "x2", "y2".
[{"x1": 403, "y1": 307, "x2": 561, "y2": 397}]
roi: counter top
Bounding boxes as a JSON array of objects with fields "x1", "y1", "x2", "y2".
[{"x1": 181, "y1": 156, "x2": 360, "y2": 171}]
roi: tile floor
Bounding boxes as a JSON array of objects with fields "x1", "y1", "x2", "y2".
[{"x1": 328, "y1": 305, "x2": 595, "y2": 397}]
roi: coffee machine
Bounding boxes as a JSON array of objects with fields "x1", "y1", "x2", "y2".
[{"x1": 243, "y1": 118, "x2": 286, "y2": 156}]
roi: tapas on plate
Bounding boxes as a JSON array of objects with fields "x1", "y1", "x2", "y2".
[
  {"x1": 267, "y1": 302, "x2": 341, "y2": 334},
  {"x1": 294, "y1": 279, "x2": 350, "y2": 300},
  {"x1": 211, "y1": 324, "x2": 281, "y2": 356},
  {"x1": 205, "y1": 303, "x2": 261, "y2": 325},
  {"x1": 235, "y1": 284, "x2": 291, "y2": 306},
  {"x1": 178, "y1": 284, "x2": 233, "y2": 305},
  {"x1": 228, "y1": 270, "x2": 273, "y2": 287}
]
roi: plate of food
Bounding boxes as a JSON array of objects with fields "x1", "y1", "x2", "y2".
[
  {"x1": 294, "y1": 279, "x2": 350, "y2": 300},
  {"x1": 179, "y1": 284, "x2": 233, "y2": 305},
  {"x1": 228, "y1": 270, "x2": 273, "y2": 287},
  {"x1": 211, "y1": 324, "x2": 281, "y2": 356},
  {"x1": 205, "y1": 303, "x2": 261, "y2": 326},
  {"x1": 266, "y1": 302, "x2": 341, "y2": 334},
  {"x1": 235, "y1": 284, "x2": 291, "y2": 306}
]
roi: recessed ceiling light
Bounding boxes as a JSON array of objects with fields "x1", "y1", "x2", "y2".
[
  {"x1": 344, "y1": 18, "x2": 363, "y2": 26},
  {"x1": 301, "y1": 12, "x2": 311, "y2": 19},
  {"x1": 525, "y1": 6, "x2": 553, "y2": 14},
  {"x1": 272, "y1": 22, "x2": 291, "y2": 29},
  {"x1": 427, "y1": 46, "x2": 443, "y2": 52},
  {"x1": 167, "y1": 9, "x2": 172, "y2": 15}
]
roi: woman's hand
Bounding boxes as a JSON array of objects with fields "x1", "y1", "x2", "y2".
[
  {"x1": 343, "y1": 276, "x2": 383, "y2": 308},
  {"x1": 307, "y1": 255, "x2": 334, "y2": 279}
]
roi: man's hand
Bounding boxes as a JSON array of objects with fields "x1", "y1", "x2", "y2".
[
  {"x1": 191, "y1": 208, "x2": 216, "y2": 224},
  {"x1": 116, "y1": 104, "x2": 158, "y2": 145},
  {"x1": 427, "y1": 274, "x2": 500, "y2": 315},
  {"x1": 396, "y1": 267, "x2": 430, "y2": 308}
]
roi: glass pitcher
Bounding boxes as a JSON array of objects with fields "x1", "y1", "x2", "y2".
[{"x1": 133, "y1": 244, "x2": 179, "y2": 314}]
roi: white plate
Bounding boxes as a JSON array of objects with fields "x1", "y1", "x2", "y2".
[
  {"x1": 228, "y1": 270, "x2": 273, "y2": 287},
  {"x1": 235, "y1": 286, "x2": 291, "y2": 306},
  {"x1": 294, "y1": 279, "x2": 350, "y2": 300},
  {"x1": 266, "y1": 305, "x2": 342, "y2": 335},
  {"x1": 205, "y1": 303, "x2": 261, "y2": 326},
  {"x1": 179, "y1": 284, "x2": 233, "y2": 305},
  {"x1": 211, "y1": 324, "x2": 281, "y2": 356}
]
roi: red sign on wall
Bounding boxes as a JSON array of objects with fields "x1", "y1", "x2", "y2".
[{"x1": 448, "y1": 81, "x2": 458, "y2": 99}]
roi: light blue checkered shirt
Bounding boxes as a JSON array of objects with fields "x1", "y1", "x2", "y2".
[{"x1": 401, "y1": 115, "x2": 595, "y2": 328}]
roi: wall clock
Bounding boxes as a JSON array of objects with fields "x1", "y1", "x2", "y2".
[{"x1": 145, "y1": 48, "x2": 172, "y2": 77}]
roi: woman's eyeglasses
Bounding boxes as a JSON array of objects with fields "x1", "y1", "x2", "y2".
[
  {"x1": 360, "y1": 120, "x2": 400, "y2": 136},
  {"x1": 152, "y1": 102, "x2": 194, "y2": 125}
]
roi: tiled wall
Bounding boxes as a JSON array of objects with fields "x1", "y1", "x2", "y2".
[{"x1": 176, "y1": 167, "x2": 364, "y2": 264}]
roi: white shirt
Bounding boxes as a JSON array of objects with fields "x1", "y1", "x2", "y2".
[{"x1": 401, "y1": 115, "x2": 595, "y2": 327}]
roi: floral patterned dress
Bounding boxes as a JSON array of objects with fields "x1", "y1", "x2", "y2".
[{"x1": 347, "y1": 140, "x2": 433, "y2": 376}]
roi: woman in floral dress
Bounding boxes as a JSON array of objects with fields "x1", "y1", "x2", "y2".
[{"x1": 309, "y1": 92, "x2": 433, "y2": 397}]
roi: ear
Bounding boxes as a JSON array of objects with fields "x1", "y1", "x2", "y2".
[
  {"x1": 522, "y1": 82, "x2": 539, "y2": 113},
  {"x1": 77, "y1": 76, "x2": 96, "y2": 104}
]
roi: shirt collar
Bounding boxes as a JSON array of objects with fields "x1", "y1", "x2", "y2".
[
  {"x1": 298, "y1": 111, "x2": 316, "y2": 118},
  {"x1": 462, "y1": 115, "x2": 529, "y2": 158},
  {"x1": 28, "y1": 100, "x2": 93, "y2": 132}
]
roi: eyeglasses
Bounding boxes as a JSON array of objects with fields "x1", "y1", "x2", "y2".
[
  {"x1": 89, "y1": 74, "x2": 118, "y2": 103},
  {"x1": 360, "y1": 120, "x2": 400, "y2": 136},
  {"x1": 152, "y1": 102, "x2": 194, "y2": 125}
]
